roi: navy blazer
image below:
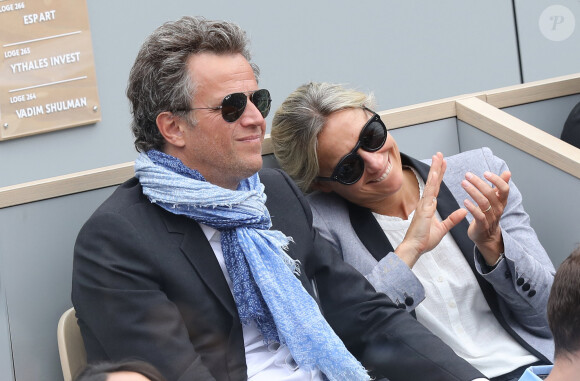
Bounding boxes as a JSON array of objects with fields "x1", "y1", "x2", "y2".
[{"x1": 72, "y1": 168, "x2": 484, "y2": 381}]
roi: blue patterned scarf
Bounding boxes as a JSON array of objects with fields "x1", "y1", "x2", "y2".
[{"x1": 135, "y1": 150, "x2": 369, "y2": 381}]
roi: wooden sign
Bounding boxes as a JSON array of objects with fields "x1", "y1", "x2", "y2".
[{"x1": 0, "y1": 0, "x2": 101, "y2": 140}]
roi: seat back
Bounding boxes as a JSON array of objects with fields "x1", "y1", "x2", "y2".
[{"x1": 57, "y1": 307, "x2": 87, "y2": 381}]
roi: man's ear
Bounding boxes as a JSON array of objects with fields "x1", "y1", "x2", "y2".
[{"x1": 156, "y1": 111, "x2": 186, "y2": 148}]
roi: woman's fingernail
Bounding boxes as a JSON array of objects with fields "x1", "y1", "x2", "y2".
[{"x1": 465, "y1": 172, "x2": 473, "y2": 180}]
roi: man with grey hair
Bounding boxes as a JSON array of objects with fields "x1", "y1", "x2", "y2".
[{"x1": 72, "y1": 16, "x2": 486, "y2": 381}]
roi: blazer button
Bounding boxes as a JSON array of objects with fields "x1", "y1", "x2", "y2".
[
  {"x1": 516, "y1": 277, "x2": 524, "y2": 286},
  {"x1": 405, "y1": 296, "x2": 414, "y2": 306},
  {"x1": 528, "y1": 290, "x2": 536, "y2": 297},
  {"x1": 522, "y1": 283, "x2": 531, "y2": 292}
]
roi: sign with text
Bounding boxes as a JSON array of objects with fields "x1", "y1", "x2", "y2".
[{"x1": 0, "y1": 0, "x2": 101, "y2": 140}]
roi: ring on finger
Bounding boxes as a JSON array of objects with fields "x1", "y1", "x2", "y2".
[{"x1": 483, "y1": 205, "x2": 492, "y2": 213}]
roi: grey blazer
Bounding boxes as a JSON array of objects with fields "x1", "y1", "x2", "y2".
[{"x1": 308, "y1": 147, "x2": 555, "y2": 363}]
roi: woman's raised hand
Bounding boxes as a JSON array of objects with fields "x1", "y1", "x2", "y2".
[
  {"x1": 395, "y1": 152, "x2": 467, "y2": 268},
  {"x1": 461, "y1": 170, "x2": 510, "y2": 266}
]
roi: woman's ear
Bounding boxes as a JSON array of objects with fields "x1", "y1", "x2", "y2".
[{"x1": 156, "y1": 111, "x2": 186, "y2": 148}]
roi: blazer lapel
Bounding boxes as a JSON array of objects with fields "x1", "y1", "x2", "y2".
[
  {"x1": 348, "y1": 202, "x2": 394, "y2": 261},
  {"x1": 162, "y1": 211, "x2": 238, "y2": 317}
]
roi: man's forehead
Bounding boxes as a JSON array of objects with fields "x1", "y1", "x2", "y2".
[
  {"x1": 187, "y1": 53, "x2": 258, "y2": 100},
  {"x1": 186, "y1": 53, "x2": 255, "y2": 83}
]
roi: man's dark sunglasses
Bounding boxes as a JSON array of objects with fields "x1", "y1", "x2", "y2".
[
  {"x1": 175, "y1": 89, "x2": 271, "y2": 123},
  {"x1": 317, "y1": 108, "x2": 388, "y2": 185}
]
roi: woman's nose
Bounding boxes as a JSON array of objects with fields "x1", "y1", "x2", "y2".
[{"x1": 358, "y1": 149, "x2": 384, "y2": 173}]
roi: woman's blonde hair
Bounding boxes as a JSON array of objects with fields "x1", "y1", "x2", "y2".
[{"x1": 271, "y1": 82, "x2": 375, "y2": 192}]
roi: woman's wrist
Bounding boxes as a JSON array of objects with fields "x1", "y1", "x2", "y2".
[
  {"x1": 487, "y1": 252, "x2": 504, "y2": 268},
  {"x1": 394, "y1": 242, "x2": 421, "y2": 268},
  {"x1": 475, "y1": 230, "x2": 504, "y2": 266},
  {"x1": 477, "y1": 241, "x2": 505, "y2": 267}
]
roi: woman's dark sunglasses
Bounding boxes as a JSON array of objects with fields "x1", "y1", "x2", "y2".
[
  {"x1": 317, "y1": 108, "x2": 388, "y2": 185},
  {"x1": 175, "y1": 89, "x2": 271, "y2": 123}
]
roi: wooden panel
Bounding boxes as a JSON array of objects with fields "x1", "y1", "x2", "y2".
[
  {"x1": 378, "y1": 93, "x2": 486, "y2": 129},
  {"x1": 0, "y1": 162, "x2": 134, "y2": 209},
  {"x1": 456, "y1": 97, "x2": 580, "y2": 179},
  {"x1": 261, "y1": 133, "x2": 273, "y2": 155},
  {"x1": 485, "y1": 73, "x2": 580, "y2": 108}
]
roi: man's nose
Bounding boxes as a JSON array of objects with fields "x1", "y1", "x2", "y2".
[{"x1": 238, "y1": 99, "x2": 264, "y2": 126}]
